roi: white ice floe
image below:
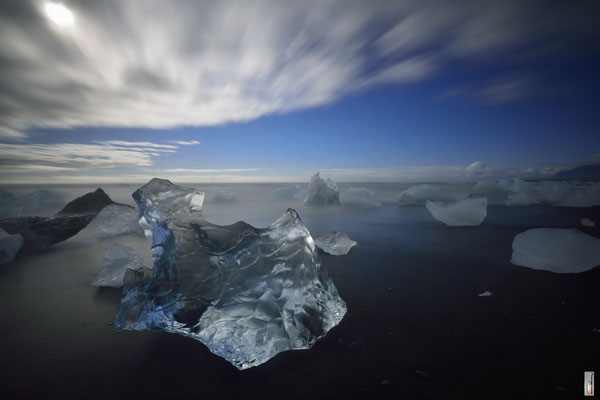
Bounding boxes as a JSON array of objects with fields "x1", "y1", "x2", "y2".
[
  {"x1": 581, "y1": 218, "x2": 596, "y2": 227},
  {"x1": 304, "y1": 173, "x2": 340, "y2": 206},
  {"x1": 397, "y1": 184, "x2": 456, "y2": 206},
  {"x1": 425, "y1": 197, "x2": 487, "y2": 226},
  {"x1": 340, "y1": 187, "x2": 380, "y2": 209},
  {"x1": 95, "y1": 204, "x2": 141, "y2": 235},
  {"x1": 511, "y1": 228, "x2": 600, "y2": 273},
  {"x1": 0, "y1": 228, "x2": 23, "y2": 265},
  {"x1": 92, "y1": 243, "x2": 144, "y2": 287},
  {"x1": 314, "y1": 231, "x2": 357, "y2": 255}
]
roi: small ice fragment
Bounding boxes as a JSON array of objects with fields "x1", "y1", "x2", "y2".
[
  {"x1": 397, "y1": 185, "x2": 456, "y2": 206},
  {"x1": 92, "y1": 243, "x2": 144, "y2": 287},
  {"x1": 269, "y1": 185, "x2": 301, "y2": 199},
  {"x1": 425, "y1": 197, "x2": 487, "y2": 226},
  {"x1": 212, "y1": 189, "x2": 237, "y2": 203},
  {"x1": 314, "y1": 231, "x2": 357, "y2": 255},
  {"x1": 478, "y1": 291, "x2": 493, "y2": 297},
  {"x1": 511, "y1": 228, "x2": 600, "y2": 273},
  {"x1": 0, "y1": 228, "x2": 23, "y2": 265},
  {"x1": 581, "y1": 218, "x2": 596, "y2": 227},
  {"x1": 304, "y1": 172, "x2": 341, "y2": 206},
  {"x1": 96, "y1": 204, "x2": 141, "y2": 235}
]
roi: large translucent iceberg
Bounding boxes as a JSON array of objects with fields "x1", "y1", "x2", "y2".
[
  {"x1": 397, "y1": 184, "x2": 456, "y2": 206},
  {"x1": 0, "y1": 228, "x2": 23, "y2": 265},
  {"x1": 511, "y1": 228, "x2": 600, "y2": 273},
  {"x1": 304, "y1": 173, "x2": 341, "y2": 206},
  {"x1": 96, "y1": 204, "x2": 141, "y2": 235},
  {"x1": 340, "y1": 188, "x2": 380, "y2": 209},
  {"x1": 92, "y1": 244, "x2": 144, "y2": 287},
  {"x1": 425, "y1": 197, "x2": 488, "y2": 226},
  {"x1": 115, "y1": 178, "x2": 346, "y2": 370},
  {"x1": 314, "y1": 232, "x2": 357, "y2": 255}
]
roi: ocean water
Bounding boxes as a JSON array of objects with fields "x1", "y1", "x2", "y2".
[{"x1": 0, "y1": 181, "x2": 598, "y2": 398}]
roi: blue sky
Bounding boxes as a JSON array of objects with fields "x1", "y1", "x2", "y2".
[{"x1": 0, "y1": 1, "x2": 599, "y2": 183}]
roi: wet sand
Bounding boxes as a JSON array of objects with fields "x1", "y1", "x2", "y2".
[{"x1": 0, "y1": 202, "x2": 599, "y2": 399}]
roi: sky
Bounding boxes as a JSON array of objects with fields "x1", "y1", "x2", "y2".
[{"x1": 0, "y1": 0, "x2": 599, "y2": 184}]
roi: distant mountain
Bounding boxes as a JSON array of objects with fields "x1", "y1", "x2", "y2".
[{"x1": 554, "y1": 164, "x2": 600, "y2": 180}]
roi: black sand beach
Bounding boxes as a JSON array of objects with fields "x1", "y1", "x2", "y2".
[{"x1": 0, "y1": 189, "x2": 599, "y2": 399}]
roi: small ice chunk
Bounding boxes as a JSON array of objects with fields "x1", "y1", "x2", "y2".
[
  {"x1": 96, "y1": 204, "x2": 141, "y2": 235},
  {"x1": 269, "y1": 185, "x2": 301, "y2": 199},
  {"x1": 425, "y1": 197, "x2": 487, "y2": 226},
  {"x1": 22, "y1": 189, "x2": 65, "y2": 216},
  {"x1": 511, "y1": 228, "x2": 600, "y2": 273},
  {"x1": 92, "y1": 243, "x2": 144, "y2": 287},
  {"x1": 0, "y1": 228, "x2": 23, "y2": 265},
  {"x1": 397, "y1": 185, "x2": 456, "y2": 206},
  {"x1": 477, "y1": 291, "x2": 493, "y2": 297},
  {"x1": 314, "y1": 231, "x2": 357, "y2": 255},
  {"x1": 304, "y1": 172, "x2": 340, "y2": 206},
  {"x1": 0, "y1": 189, "x2": 23, "y2": 220},
  {"x1": 581, "y1": 218, "x2": 596, "y2": 227},
  {"x1": 212, "y1": 189, "x2": 237, "y2": 203}
]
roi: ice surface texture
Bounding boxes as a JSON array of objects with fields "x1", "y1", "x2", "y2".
[
  {"x1": 340, "y1": 188, "x2": 380, "y2": 209},
  {"x1": 93, "y1": 244, "x2": 144, "y2": 287},
  {"x1": 0, "y1": 228, "x2": 23, "y2": 265},
  {"x1": 511, "y1": 228, "x2": 600, "y2": 273},
  {"x1": 314, "y1": 232, "x2": 357, "y2": 255},
  {"x1": 304, "y1": 173, "x2": 341, "y2": 206},
  {"x1": 96, "y1": 204, "x2": 141, "y2": 235},
  {"x1": 425, "y1": 197, "x2": 487, "y2": 226},
  {"x1": 115, "y1": 178, "x2": 346, "y2": 370},
  {"x1": 397, "y1": 185, "x2": 456, "y2": 206}
]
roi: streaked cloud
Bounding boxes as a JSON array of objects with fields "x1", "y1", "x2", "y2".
[{"x1": 0, "y1": 0, "x2": 598, "y2": 138}]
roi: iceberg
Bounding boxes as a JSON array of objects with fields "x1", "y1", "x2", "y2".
[
  {"x1": 212, "y1": 189, "x2": 237, "y2": 203},
  {"x1": 22, "y1": 189, "x2": 65, "y2": 216},
  {"x1": 304, "y1": 173, "x2": 341, "y2": 206},
  {"x1": 314, "y1": 232, "x2": 357, "y2": 255},
  {"x1": 0, "y1": 189, "x2": 23, "y2": 220},
  {"x1": 397, "y1": 184, "x2": 456, "y2": 206},
  {"x1": 554, "y1": 182, "x2": 600, "y2": 207},
  {"x1": 0, "y1": 214, "x2": 93, "y2": 255},
  {"x1": 57, "y1": 188, "x2": 117, "y2": 216},
  {"x1": 0, "y1": 228, "x2": 23, "y2": 265},
  {"x1": 115, "y1": 178, "x2": 346, "y2": 370},
  {"x1": 269, "y1": 185, "x2": 301, "y2": 199},
  {"x1": 511, "y1": 228, "x2": 600, "y2": 273},
  {"x1": 95, "y1": 204, "x2": 141, "y2": 235},
  {"x1": 470, "y1": 182, "x2": 511, "y2": 205},
  {"x1": 581, "y1": 218, "x2": 596, "y2": 227},
  {"x1": 340, "y1": 188, "x2": 380, "y2": 209},
  {"x1": 425, "y1": 197, "x2": 487, "y2": 226},
  {"x1": 92, "y1": 244, "x2": 144, "y2": 287}
]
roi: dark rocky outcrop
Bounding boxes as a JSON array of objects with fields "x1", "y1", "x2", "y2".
[{"x1": 57, "y1": 188, "x2": 116, "y2": 216}]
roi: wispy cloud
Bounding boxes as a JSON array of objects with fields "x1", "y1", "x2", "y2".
[{"x1": 0, "y1": 0, "x2": 597, "y2": 138}]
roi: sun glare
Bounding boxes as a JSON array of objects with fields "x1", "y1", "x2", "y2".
[{"x1": 44, "y1": 2, "x2": 75, "y2": 28}]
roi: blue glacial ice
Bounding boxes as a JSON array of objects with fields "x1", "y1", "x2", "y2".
[
  {"x1": 0, "y1": 228, "x2": 23, "y2": 265},
  {"x1": 304, "y1": 173, "x2": 341, "y2": 206},
  {"x1": 92, "y1": 243, "x2": 144, "y2": 287},
  {"x1": 115, "y1": 178, "x2": 346, "y2": 370},
  {"x1": 425, "y1": 197, "x2": 488, "y2": 226}
]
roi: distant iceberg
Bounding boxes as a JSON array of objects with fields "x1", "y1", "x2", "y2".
[
  {"x1": 0, "y1": 228, "x2": 23, "y2": 265},
  {"x1": 554, "y1": 182, "x2": 600, "y2": 207},
  {"x1": 92, "y1": 244, "x2": 144, "y2": 287},
  {"x1": 96, "y1": 204, "x2": 141, "y2": 235},
  {"x1": 425, "y1": 197, "x2": 487, "y2": 226},
  {"x1": 22, "y1": 189, "x2": 65, "y2": 216},
  {"x1": 511, "y1": 228, "x2": 600, "y2": 273},
  {"x1": 115, "y1": 178, "x2": 345, "y2": 370},
  {"x1": 212, "y1": 189, "x2": 237, "y2": 203},
  {"x1": 397, "y1": 184, "x2": 456, "y2": 206},
  {"x1": 470, "y1": 182, "x2": 511, "y2": 205},
  {"x1": 304, "y1": 172, "x2": 341, "y2": 206},
  {"x1": 0, "y1": 189, "x2": 23, "y2": 220},
  {"x1": 340, "y1": 187, "x2": 380, "y2": 209},
  {"x1": 314, "y1": 232, "x2": 357, "y2": 255}
]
